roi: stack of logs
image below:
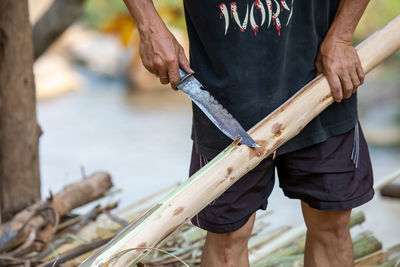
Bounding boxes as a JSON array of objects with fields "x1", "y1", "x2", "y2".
[
  {"x1": 0, "y1": 172, "x2": 113, "y2": 267},
  {"x1": 1, "y1": 176, "x2": 399, "y2": 267}
]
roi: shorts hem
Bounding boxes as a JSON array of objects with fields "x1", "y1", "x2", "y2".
[
  {"x1": 283, "y1": 189, "x2": 375, "y2": 211},
  {"x1": 191, "y1": 215, "x2": 251, "y2": 234},
  {"x1": 191, "y1": 200, "x2": 268, "y2": 234}
]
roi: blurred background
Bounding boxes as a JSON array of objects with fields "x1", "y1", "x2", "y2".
[{"x1": 30, "y1": 0, "x2": 399, "y2": 251}]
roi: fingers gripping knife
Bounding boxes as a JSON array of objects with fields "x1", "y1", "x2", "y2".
[{"x1": 177, "y1": 68, "x2": 259, "y2": 148}]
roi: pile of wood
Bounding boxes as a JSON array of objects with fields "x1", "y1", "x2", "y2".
[
  {"x1": 0, "y1": 172, "x2": 113, "y2": 267},
  {"x1": 1, "y1": 175, "x2": 399, "y2": 267}
]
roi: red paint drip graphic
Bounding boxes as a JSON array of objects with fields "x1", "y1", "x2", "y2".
[
  {"x1": 253, "y1": 25, "x2": 259, "y2": 36},
  {"x1": 219, "y1": 3, "x2": 224, "y2": 19},
  {"x1": 255, "y1": 0, "x2": 262, "y2": 11},
  {"x1": 230, "y1": 2, "x2": 236, "y2": 18}
]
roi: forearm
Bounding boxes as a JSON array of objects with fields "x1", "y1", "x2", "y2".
[
  {"x1": 316, "y1": 0, "x2": 370, "y2": 102},
  {"x1": 327, "y1": 0, "x2": 370, "y2": 41},
  {"x1": 123, "y1": 0, "x2": 192, "y2": 88},
  {"x1": 123, "y1": 0, "x2": 165, "y2": 38}
]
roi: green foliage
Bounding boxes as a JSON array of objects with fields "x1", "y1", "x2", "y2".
[
  {"x1": 83, "y1": 0, "x2": 400, "y2": 37},
  {"x1": 395, "y1": 105, "x2": 400, "y2": 125},
  {"x1": 355, "y1": 0, "x2": 400, "y2": 40},
  {"x1": 82, "y1": 0, "x2": 399, "y2": 65},
  {"x1": 355, "y1": 0, "x2": 400, "y2": 64},
  {"x1": 83, "y1": 0, "x2": 185, "y2": 30},
  {"x1": 153, "y1": 0, "x2": 186, "y2": 30},
  {"x1": 83, "y1": 0, "x2": 128, "y2": 29}
]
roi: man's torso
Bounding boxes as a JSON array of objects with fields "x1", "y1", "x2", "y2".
[{"x1": 184, "y1": 0, "x2": 357, "y2": 158}]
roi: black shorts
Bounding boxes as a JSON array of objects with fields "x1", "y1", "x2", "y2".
[{"x1": 189, "y1": 122, "x2": 374, "y2": 233}]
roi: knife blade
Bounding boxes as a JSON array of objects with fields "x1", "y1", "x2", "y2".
[{"x1": 177, "y1": 68, "x2": 259, "y2": 148}]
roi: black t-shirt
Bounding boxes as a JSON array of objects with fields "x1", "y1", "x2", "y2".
[{"x1": 183, "y1": 0, "x2": 358, "y2": 159}]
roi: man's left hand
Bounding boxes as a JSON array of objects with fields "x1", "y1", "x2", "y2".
[{"x1": 315, "y1": 36, "x2": 365, "y2": 103}]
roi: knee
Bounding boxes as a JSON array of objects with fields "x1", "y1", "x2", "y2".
[
  {"x1": 306, "y1": 210, "x2": 351, "y2": 239},
  {"x1": 211, "y1": 229, "x2": 251, "y2": 253},
  {"x1": 203, "y1": 214, "x2": 255, "y2": 265},
  {"x1": 224, "y1": 230, "x2": 251, "y2": 248},
  {"x1": 203, "y1": 231, "x2": 251, "y2": 266},
  {"x1": 210, "y1": 214, "x2": 254, "y2": 252}
]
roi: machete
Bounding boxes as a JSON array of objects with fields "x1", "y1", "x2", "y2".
[{"x1": 177, "y1": 68, "x2": 259, "y2": 148}]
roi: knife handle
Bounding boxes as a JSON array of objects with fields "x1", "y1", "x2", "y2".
[{"x1": 179, "y1": 68, "x2": 193, "y2": 83}]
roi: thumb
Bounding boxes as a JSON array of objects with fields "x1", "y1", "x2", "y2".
[
  {"x1": 314, "y1": 52, "x2": 323, "y2": 75},
  {"x1": 178, "y1": 48, "x2": 193, "y2": 74},
  {"x1": 315, "y1": 64, "x2": 323, "y2": 75},
  {"x1": 315, "y1": 60, "x2": 323, "y2": 75}
]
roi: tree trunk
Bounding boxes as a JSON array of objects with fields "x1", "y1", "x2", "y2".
[
  {"x1": 33, "y1": 0, "x2": 85, "y2": 60},
  {"x1": 80, "y1": 16, "x2": 400, "y2": 266},
  {"x1": 0, "y1": 0, "x2": 41, "y2": 223}
]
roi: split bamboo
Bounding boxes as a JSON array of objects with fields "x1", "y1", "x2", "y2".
[
  {"x1": 80, "y1": 16, "x2": 400, "y2": 266},
  {"x1": 355, "y1": 251, "x2": 386, "y2": 267}
]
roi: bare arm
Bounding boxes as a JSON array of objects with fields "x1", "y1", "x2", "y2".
[
  {"x1": 315, "y1": 0, "x2": 370, "y2": 102},
  {"x1": 123, "y1": 0, "x2": 192, "y2": 88}
]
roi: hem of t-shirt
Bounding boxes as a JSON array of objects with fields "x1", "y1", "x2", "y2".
[
  {"x1": 276, "y1": 118, "x2": 358, "y2": 155},
  {"x1": 193, "y1": 118, "x2": 357, "y2": 159}
]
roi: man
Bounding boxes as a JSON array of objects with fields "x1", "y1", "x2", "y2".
[{"x1": 123, "y1": 0, "x2": 373, "y2": 266}]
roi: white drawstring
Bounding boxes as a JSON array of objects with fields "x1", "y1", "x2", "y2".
[{"x1": 351, "y1": 122, "x2": 360, "y2": 168}]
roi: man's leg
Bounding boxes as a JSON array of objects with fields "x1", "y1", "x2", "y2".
[
  {"x1": 301, "y1": 201, "x2": 353, "y2": 267},
  {"x1": 201, "y1": 213, "x2": 256, "y2": 267},
  {"x1": 275, "y1": 124, "x2": 374, "y2": 266}
]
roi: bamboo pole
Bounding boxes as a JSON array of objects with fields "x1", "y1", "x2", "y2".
[
  {"x1": 80, "y1": 16, "x2": 400, "y2": 266},
  {"x1": 253, "y1": 234, "x2": 384, "y2": 267},
  {"x1": 378, "y1": 257, "x2": 400, "y2": 267},
  {"x1": 353, "y1": 236, "x2": 383, "y2": 260},
  {"x1": 249, "y1": 226, "x2": 305, "y2": 264},
  {"x1": 374, "y1": 168, "x2": 400, "y2": 191},
  {"x1": 248, "y1": 226, "x2": 292, "y2": 251},
  {"x1": 355, "y1": 251, "x2": 386, "y2": 267},
  {"x1": 349, "y1": 211, "x2": 366, "y2": 228}
]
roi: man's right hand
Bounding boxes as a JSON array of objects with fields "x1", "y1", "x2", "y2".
[
  {"x1": 123, "y1": 0, "x2": 192, "y2": 89},
  {"x1": 139, "y1": 24, "x2": 192, "y2": 89}
]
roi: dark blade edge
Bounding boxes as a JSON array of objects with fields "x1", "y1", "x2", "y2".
[
  {"x1": 191, "y1": 99, "x2": 259, "y2": 148},
  {"x1": 177, "y1": 69, "x2": 259, "y2": 148}
]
